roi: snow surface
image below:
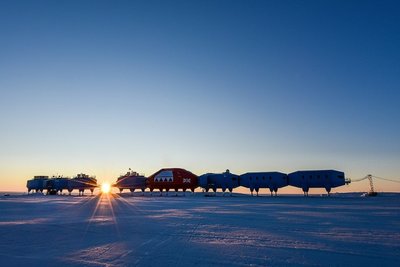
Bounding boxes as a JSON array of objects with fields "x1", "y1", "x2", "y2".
[{"x1": 0, "y1": 193, "x2": 399, "y2": 266}]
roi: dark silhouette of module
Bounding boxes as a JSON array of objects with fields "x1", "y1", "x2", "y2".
[
  {"x1": 198, "y1": 169, "x2": 240, "y2": 193},
  {"x1": 114, "y1": 170, "x2": 147, "y2": 193},
  {"x1": 288, "y1": 170, "x2": 346, "y2": 195}
]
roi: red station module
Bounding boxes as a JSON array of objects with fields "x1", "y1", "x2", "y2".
[{"x1": 147, "y1": 168, "x2": 198, "y2": 193}]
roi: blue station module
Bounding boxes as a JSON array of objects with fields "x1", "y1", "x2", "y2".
[
  {"x1": 198, "y1": 169, "x2": 240, "y2": 193},
  {"x1": 240, "y1": 172, "x2": 288, "y2": 196},
  {"x1": 27, "y1": 176, "x2": 49, "y2": 193},
  {"x1": 46, "y1": 176, "x2": 70, "y2": 195},
  {"x1": 288, "y1": 170, "x2": 347, "y2": 196}
]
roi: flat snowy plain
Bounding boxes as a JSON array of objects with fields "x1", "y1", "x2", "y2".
[{"x1": 0, "y1": 192, "x2": 399, "y2": 266}]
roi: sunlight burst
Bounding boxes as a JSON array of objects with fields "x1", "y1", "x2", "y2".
[{"x1": 101, "y1": 182, "x2": 111, "y2": 194}]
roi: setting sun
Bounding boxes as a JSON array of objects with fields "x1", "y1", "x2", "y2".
[{"x1": 101, "y1": 182, "x2": 111, "y2": 194}]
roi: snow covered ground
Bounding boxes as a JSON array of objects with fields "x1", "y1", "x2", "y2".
[{"x1": 0, "y1": 192, "x2": 399, "y2": 266}]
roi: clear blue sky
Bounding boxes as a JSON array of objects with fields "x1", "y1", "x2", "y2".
[{"x1": 0, "y1": 0, "x2": 399, "y2": 192}]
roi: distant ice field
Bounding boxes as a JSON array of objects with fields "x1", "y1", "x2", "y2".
[{"x1": 0, "y1": 193, "x2": 399, "y2": 266}]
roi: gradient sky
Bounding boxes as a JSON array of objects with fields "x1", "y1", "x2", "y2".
[{"x1": 0, "y1": 0, "x2": 399, "y2": 193}]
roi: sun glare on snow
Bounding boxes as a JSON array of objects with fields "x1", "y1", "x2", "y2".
[{"x1": 101, "y1": 182, "x2": 111, "y2": 194}]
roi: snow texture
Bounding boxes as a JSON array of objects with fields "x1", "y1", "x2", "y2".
[{"x1": 0, "y1": 193, "x2": 399, "y2": 266}]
